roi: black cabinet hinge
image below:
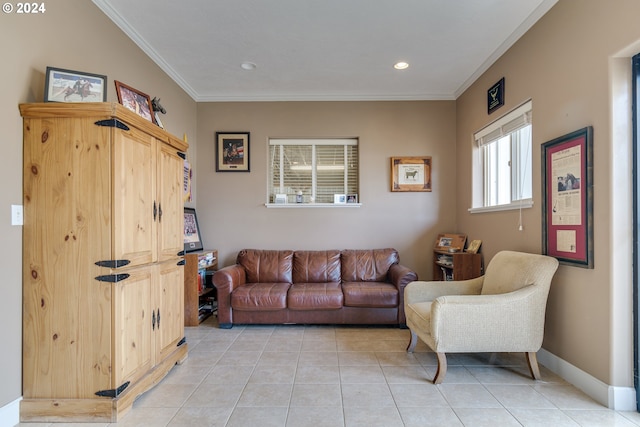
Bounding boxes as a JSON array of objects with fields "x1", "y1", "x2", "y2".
[
  {"x1": 95, "y1": 273, "x2": 130, "y2": 283},
  {"x1": 177, "y1": 337, "x2": 186, "y2": 347},
  {"x1": 178, "y1": 152, "x2": 186, "y2": 160},
  {"x1": 177, "y1": 250, "x2": 185, "y2": 257},
  {"x1": 95, "y1": 381, "x2": 130, "y2": 398},
  {"x1": 94, "y1": 119, "x2": 130, "y2": 131},
  {"x1": 95, "y1": 259, "x2": 131, "y2": 269},
  {"x1": 177, "y1": 259, "x2": 186, "y2": 266}
]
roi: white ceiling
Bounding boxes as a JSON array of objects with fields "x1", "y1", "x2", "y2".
[{"x1": 92, "y1": 0, "x2": 557, "y2": 102}]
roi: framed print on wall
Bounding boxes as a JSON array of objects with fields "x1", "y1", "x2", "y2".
[
  {"x1": 184, "y1": 207, "x2": 204, "y2": 253},
  {"x1": 114, "y1": 80, "x2": 155, "y2": 124},
  {"x1": 44, "y1": 66, "x2": 107, "y2": 102},
  {"x1": 541, "y1": 126, "x2": 594, "y2": 268},
  {"x1": 390, "y1": 156, "x2": 432, "y2": 192},
  {"x1": 487, "y1": 77, "x2": 505, "y2": 114},
  {"x1": 216, "y1": 132, "x2": 250, "y2": 172}
]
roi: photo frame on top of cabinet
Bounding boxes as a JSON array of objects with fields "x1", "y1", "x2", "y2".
[
  {"x1": 541, "y1": 126, "x2": 593, "y2": 268},
  {"x1": 216, "y1": 132, "x2": 250, "y2": 172},
  {"x1": 434, "y1": 233, "x2": 466, "y2": 252},
  {"x1": 391, "y1": 156, "x2": 432, "y2": 192},
  {"x1": 466, "y1": 239, "x2": 482, "y2": 254},
  {"x1": 184, "y1": 207, "x2": 204, "y2": 253},
  {"x1": 114, "y1": 80, "x2": 155, "y2": 124},
  {"x1": 44, "y1": 66, "x2": 107, "y2": 103}
]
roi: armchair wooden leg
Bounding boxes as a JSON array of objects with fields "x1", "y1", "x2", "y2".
[
  {"x1": 526, "y1": 352, "x2": 541, "y2": 380},
  {"x1": 406, "y1": 330, "x2": 418, "y2": 353},
  {"x1": 433, "y1": 352, "x2": 447, "y2": 384}
]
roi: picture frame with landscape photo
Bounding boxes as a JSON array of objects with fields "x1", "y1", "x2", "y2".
[
  {"x1": 114, "y1": 80, "x2": 155, "y2": 124},
  {"x1": 44, "y1": 66, "x2": 107, "y2": 103}
]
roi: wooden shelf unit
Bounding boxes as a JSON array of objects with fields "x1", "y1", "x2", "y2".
[
  {"x1": 433, "y1": 250, "x2": 483, "y2": 281},
  {"x1": 432, "y1": 232, "x2": 482, "y2": 281},
  {"x1": 184, "y1": 250, "x2": 218, "y2": 326}
]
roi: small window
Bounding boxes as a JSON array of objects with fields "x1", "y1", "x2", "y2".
[
  {"x1": 472, "y1": 101, "x2": 533, "y2": 211},
  {"x1": 268, "y1": 138, "x2": 359, "y2": 204}
]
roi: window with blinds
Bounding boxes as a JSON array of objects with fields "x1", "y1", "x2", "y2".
[
  {"x1": 268, "y1": 138, "x2": 359, "y2": 204},
  {"x1": 474, "y1": 100, "x2": 532, "y2": 208}
]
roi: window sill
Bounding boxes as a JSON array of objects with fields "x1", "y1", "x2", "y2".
[
  {"x1": 468, "y1": 199, "x2": 533, "y2": 214},
  {"x1": 265, "y1": 203, "x2": 362, "y2": 208}
]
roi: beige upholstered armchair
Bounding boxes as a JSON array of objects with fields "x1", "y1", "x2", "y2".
[{"x1": 405, "y1": 250, "x2": 559, "y2": 384}]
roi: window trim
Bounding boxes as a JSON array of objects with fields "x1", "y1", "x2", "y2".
[{"x1": 468, "y1": 199, "x2": 533, "y2": 214}]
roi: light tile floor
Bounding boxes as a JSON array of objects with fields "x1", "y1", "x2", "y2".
[{"x1": 17, "y1": 316, "x2": 640, "y2": 427}]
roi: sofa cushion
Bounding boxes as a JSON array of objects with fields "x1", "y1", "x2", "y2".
[
  {"x1": 342, "y1": 282, "x2": 398, "y2": 308},
  {"x1": 288, "y1": 282, "x2": 343, "y2": 310},
  {"x1": 237, "y1": 249, "x2": 293, "y2": 284},
  {"x1": 293, "y1": 250, "x2": 341, "y2": 283},
  {"x1": 341, "y1": 249, "x2": 399, "y2": 282},
  {"x1": 231, "y1": 283, "x2": 290, "y2": 311}
]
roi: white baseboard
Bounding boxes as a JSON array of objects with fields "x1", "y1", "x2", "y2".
[
  {"x1": 538, "y1": 348, "x2": 636, "y2": 410},
  {"x1": 0, "y1": 397, "x2": 20, "y2": 427}
]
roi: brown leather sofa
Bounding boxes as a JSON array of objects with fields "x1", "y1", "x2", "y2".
[{"x1": 212, "y1": 248, "x2": 418, "y2": 329}]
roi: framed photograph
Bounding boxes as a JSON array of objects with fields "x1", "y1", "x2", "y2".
[
  {"x1": 114, "y1": 80, "x2": 155, "y2": 124},
  {"x1": 487, "y1": 77, "x2": 505, "y2": 114},
  {"x1": 334, "y1": 194, "x2": 346, "y2": 204},
  {"x1": 542, "y1": 126, "x2": 594, "y2": 268},
  {"x1": 44, "y1": 66, "x2": 106, "y2": 103},
  {"x1": 274, "y1": 194, "x2": 287, "y2": 204},
  {"x1": 216, "y1": 132, "x2": 250, "y2": 172},
  {"x1": 391, "y1": 157, "x2": 432, "y2": 192},
  {"x1": 466, "y1": 239, "x2": 482, "y2": 254},
  {"x1": 346, "y1": 194, "x2": 358, "y2": 203},
  {"x1": 184, "y1": 207, "x2": 204, "y2": 253},
  {"x1": 434, "y1": 233, "x2": 466, "y2": 252}
]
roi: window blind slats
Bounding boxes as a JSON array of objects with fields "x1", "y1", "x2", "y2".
[{"x1": 269, "y1": 139, "x2": 358, "y2": 203}]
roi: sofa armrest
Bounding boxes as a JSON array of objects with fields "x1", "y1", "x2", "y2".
[
  {"x1": 388, "y1": 263, "x2": 418, "y2": 327},
  {"x1": 212, "y1": 264, "x2": 246, "y2": 328}
]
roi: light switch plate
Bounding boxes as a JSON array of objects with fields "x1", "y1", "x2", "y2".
[{"x1": 11, "y1": 205, "x2": 23, "y2": 225}]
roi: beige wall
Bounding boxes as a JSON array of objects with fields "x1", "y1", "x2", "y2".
[
  {"x1": 0, "y1": 0, "x2": 197, "y2": 409},
  {"x1": 195, "y1": 101, "x2": 457, "y2": 279},
  {"x1": 456, "y1": 0, "x2": 640, "y2": 386}
]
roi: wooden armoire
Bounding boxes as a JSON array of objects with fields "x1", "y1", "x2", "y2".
[{"x1": 20, "y1": 103, "x2": 189, "y2": 422}]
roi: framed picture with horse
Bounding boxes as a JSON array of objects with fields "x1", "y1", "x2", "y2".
[
  {"x1": 114, "y1": 80, "x2": 156, "y2": 125},
  {"x1": 390, "y1": 156, "x2": 432, "y2": 192},
  {"x1": 44, "y1": 66, "x2": 107, "y2": 103}
]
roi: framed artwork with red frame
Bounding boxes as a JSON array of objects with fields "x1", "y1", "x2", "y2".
[{"x1": 541, "y1": 126, "x2": 593, "y2": 268}]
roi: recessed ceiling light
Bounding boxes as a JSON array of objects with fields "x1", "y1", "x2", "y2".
[
  {"x1": 241, "y1": 62, "x2": 257, "y2": 70},
  {"x1": 394, "y1": 62, "x2": 409, "y2": 70}
]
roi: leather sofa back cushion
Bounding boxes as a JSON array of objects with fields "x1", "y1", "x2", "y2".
[
  {"x1": 237, "y1": 249, "x2": 293, "y2": 284},
  {"x1": 293, "y1": 250, "x2": 341, "y2": 283},
  {"x1": 341, "y1": 248, "x2": 398, "y2": 282}
]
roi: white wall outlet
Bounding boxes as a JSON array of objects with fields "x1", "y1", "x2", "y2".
[{"x1": 11, "y1": 205, "x2": 23, "y2": 226}]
